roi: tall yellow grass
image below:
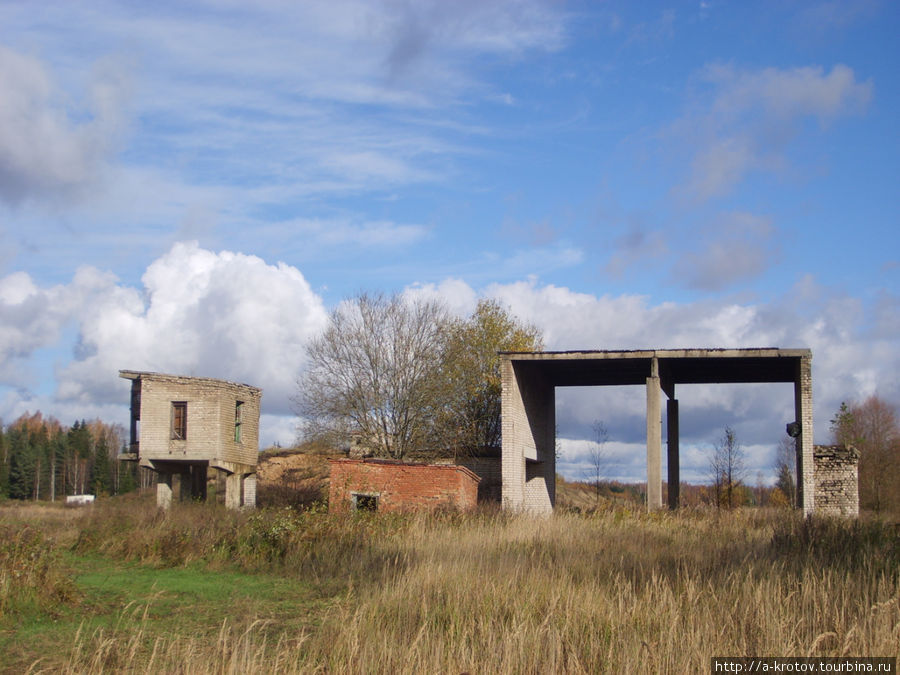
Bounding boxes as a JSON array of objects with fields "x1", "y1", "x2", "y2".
[{"x1": 10, "y1": 501, "x2": 900, "y2": 673}]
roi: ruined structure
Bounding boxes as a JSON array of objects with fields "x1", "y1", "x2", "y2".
[
  {"x1": 119, "y1": 371, "x2": 261, "y2": 510},
  {"x1": 501, "y1": 348, "x2": 816, "y2": 516},
  {"x1": 813, "y1": 445, "x2": 859, "y2": 517},
  {"x1": 328, "y1": 458, "x2": 480, "y2": 513}
]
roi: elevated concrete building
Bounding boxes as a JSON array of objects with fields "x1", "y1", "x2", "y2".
[
  {"x1": 500, "y1": 348, "x2": 815, "y2": 516},
  {"x1": 119, "y1": 370, "x2": 262, "y2": 510}
]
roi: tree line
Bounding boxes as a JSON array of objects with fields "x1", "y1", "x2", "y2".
[
  {"x1": 0, "y1": 412, "x2": 146, "y2": 501},
  {"x1": 704, "y1": 395, "x2": 898, "y2": 513}
]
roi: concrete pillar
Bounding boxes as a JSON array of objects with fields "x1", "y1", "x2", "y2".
[
  {"x1": 501, "y1": 358, "x2": 526, "y2": 511},
  {"x1": 794, "y1": 354, "x2": 814, "y2": 516},
  {"x1": 225, "y1": 472, "x2": 243, "y2": 510},
  {"x1": 502, "y1": 359, "x2": 555, "y2": 514},
  {"x1": 157, "y1": 472, "x2": 173, "y2": 510},
  {"x1": 243, "y1": 474, "x2": 257, "y2": 508},
  {"x1": 667, "y1": 399, "x2": 679, "y2": 510},
  {"x1": 646, "y1": 359, "x2": 663, "y2": 510}
]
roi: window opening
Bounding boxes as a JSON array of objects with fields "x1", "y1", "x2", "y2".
[
  {"x1": 352, "y1": 493, "x2": 378, "y2": 512},
  {"x1": 172, "y1": 401, "x2": 187, "y2": 440},
  {"x1": 234, "y1": 401, "x2": 244, "y2": 443}
]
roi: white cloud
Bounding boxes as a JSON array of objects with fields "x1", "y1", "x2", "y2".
[
  {"x1": 3, "y1": 252, "x2": 897, "y2": 477},
  {"x1": 0, "y1": 45, "x2": 129, "y2": 206},
  {"x1": 431, "y1": 276, "x2": 900, "y2": 448},
  {"x1": 675, "y1": 63, "x2": 872, "y2": 201},
  {"x1": 673, "y1": 211, "x2": 777, "y2": 290},
  {"x1": 262, "y1": 218, "x2": 430, "y2": 251},
  {"x1": 0, "y1": 267, "x2": 116, "y2": 385},
  {"x1": 33, "y1": 242, "x2": 330, "y2": 416}
]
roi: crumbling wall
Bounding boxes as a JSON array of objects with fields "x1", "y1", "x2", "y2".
[
  {"x1": 814, "y1": 445, "x2": 859, "y2": 517},
  {"x1": 328, "y1": 459, "x2": 480, "y2": 513}
]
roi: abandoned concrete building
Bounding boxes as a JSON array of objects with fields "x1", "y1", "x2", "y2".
[
  {"x1": 328, "y1": 458, "x2": 480, "y2": 513},
  {"x1": 118, "y1": 370, "x2": 261, "y2": 510},
  {"x1": 500, "y1": 348, "x2": 825, "y2": 516}
]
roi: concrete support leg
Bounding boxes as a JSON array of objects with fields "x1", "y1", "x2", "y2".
[
  {"x1": 646, "y1": 372, "x2": 663, "y2": 510},
  {"x1": 501, "y1": 359, "x2": 555, "y2": 514},
  {"x1": 157, "y1": 472, "x2": 173, "y2": 510},
  {"x1": 795, "y1": 355, "x2": 814, "y2": 516},
  {"x1": 243, "y1": 474, "x2": 256, "y2": 508},
  {"x1": 667, "y1": 399, "x2": 680, "y2": 510},
  {"x1": 501, "y1": 359, "x2": 525, "y2": 511},
  {"x1": 225, "y1": 472, "x2": 243, "y2": 510}
]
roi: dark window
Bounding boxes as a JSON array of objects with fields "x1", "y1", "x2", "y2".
[
  {"x1": 172, "y1": 402, "x2": 187, "y2": 440},
  {"x1": 353, "y1": 493, "x2": 378, "y2": 512},
  {"x1": 234, "y1": 401, "x2": 243, "y2": 443}
]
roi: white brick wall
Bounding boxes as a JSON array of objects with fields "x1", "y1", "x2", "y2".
[
  {"x1": 814, "y1": 445, "x2": 859, "y2": 517},
  {"x1": 131, "y1": 372, "x2": 261, "y2": 467}
]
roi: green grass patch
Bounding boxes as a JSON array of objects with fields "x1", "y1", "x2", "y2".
[{"x1": 1, "y1": 552, "x2": 326, "y2": 674}]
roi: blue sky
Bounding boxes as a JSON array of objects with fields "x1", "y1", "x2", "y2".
[{"x1": 1, "y1": 0, "x2": 898, "y2": 484}]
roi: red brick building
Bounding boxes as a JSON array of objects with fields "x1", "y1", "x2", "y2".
[{"x1": 328, "y1": 458, "x2": 480, "y2": 513}]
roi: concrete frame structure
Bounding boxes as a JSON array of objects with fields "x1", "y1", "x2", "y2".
[
  {"x1": 119, "y1": 371, "x2": 262, "y2": 510},
  {"x1": 500, "y1": 348, "x2": 814, "y2": 516}
]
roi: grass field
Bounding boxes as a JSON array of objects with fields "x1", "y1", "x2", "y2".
[{"x1": 1, "y1": 494, "x2": 898, "y2": 673}]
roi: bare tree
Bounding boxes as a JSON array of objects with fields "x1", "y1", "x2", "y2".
[
  {"x1": 773, "y1": 436, "x2": 796, "y2": 507},
  {"x1": 585, "y1": 420, "x2": 609, "y2": 507},
  {"x1": 709, "y1": 426, "x2": 745, "y2": 509},
  {"x1": 296, "y1": 292, "x2": 449, "y2": 460}
]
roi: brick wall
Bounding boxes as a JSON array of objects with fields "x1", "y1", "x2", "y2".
[
  {"x1": 328, "y1": 459, "x2": 480, "y2": 513},
  {"x1": 814, "y1": 445, "x2": 859, "y2": 517}
]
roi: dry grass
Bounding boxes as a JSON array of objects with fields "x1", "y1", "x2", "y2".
[{"x1": 5, "y1": 499, "x2": 898, "y2": 673}]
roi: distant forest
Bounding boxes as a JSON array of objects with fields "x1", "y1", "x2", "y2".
[{"x1": 0, "y1": 412, "x2": 151, "y2": 501}]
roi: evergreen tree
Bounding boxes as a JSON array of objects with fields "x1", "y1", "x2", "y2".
[
  {"x1": 91, "y1": 434, "x2": 111, "y2": 496},
  {"x1": 8, "y1": 428, "x2": 34, "y2": 500},
  {"x1": 67, "y1": 420, "x2": 92, "y2": 495},
  {"x1": 0, "y1": 422, "x2": 8, "y2": 498},
  {"x1": 116, "y1": 445, "x2": 138, "y2": 495}
]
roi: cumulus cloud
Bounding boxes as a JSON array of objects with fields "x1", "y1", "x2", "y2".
[
  {"x1": 0, "y1": 267, "x2": 116, "y2": 384},
  {"x1": 675, "y1": 63, "x2": 872, "y2": 201},
  {"x1": 56, "y1": 242, "x2": 328, "y2": 414},
  {"x1": 0, "y1": 45, "x2": 129, "y2": 206}
]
